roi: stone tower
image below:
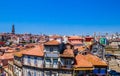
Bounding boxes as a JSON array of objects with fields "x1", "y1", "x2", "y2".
[{"x1": 12, "y1": 24, "x2": 15, "y2": 34}]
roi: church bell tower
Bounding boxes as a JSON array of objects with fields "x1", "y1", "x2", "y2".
[{"x1": 12, "y1": 24, "x2": 15, "y2": 34}]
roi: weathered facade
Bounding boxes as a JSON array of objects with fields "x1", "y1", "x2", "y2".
[
  {"x1": 90, "y1": 42, "x2": 105, "y2": 59},
  {"x1": 5, "y1": 40, "x2": 108, "y2": 76}
]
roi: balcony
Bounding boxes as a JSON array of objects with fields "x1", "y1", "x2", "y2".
[
  {"x1": 45, "y1": 64, "x2": 59, "y2": 68},
  {"x1": 44, "y1": 63, "x2": 73, "y2": 70},
  {"x1": 14, "y1": 60, "x2": 22, "y2": 67},
  {"x1": 45, "y1": 52, "x2": 59, "y2": 58},
  {"x1": 60, "y1": 65, "x2": 73, "y2": 70}
]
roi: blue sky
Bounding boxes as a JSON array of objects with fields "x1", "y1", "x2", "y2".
[{"x1": 0, "y1": 0, "x2": 120, "y2": 35}]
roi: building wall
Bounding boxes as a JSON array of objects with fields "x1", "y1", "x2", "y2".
[
  {"x1": 61, "y1": 58, "x2": 73, "y2": 68},
  {"x1": 45, "y1": 46, "x2": 59, "y2": 53},
  {"x1": 110, "y1": 42, "x2": 120, "y2": 48},
  {"x1": 91, "y1": 43, "x2": 105, "y2": 59},
  {"x1": 45, "y1": 57, "x2": 59, "y2": 68},
  {"x1": 14, "y1": 65, "x2": 22, "y2": 76},
  {"x1": 23, "y1": 67, "x2": 43, "y2": 76},
  {"x1": 59, "y1": 71, "x2": 72, "y2": 76},
  {"x1": 23, "y1": 55, "x2": 43, "y2": 68},
  {"x1": 44, "y1": 45, "x2": 60, "y2": 69}
]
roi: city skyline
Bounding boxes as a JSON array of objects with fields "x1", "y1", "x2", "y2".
[{"x1": 0, "y1": 0, "x2": 120, "y2": 35}]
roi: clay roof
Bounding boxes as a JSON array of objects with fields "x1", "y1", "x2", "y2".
[
  {"x1": 6, "y1": 49, "x2": 15, "y2": 53},
  {"x1": 70, "y1": 41, "x2": 83, "y2": 45},
  {"x1": 84, "y1": 54, "x2": 107, "y2": 66},
  {"x1": 77, "y1": 46, "x2": 86, "y2": 52},
  {"x1": 74, "y1": 54, "x2": 93, "y2": 68},
  {"x1": 60, "y1": 49, "x2": 74, "y2": 57},
  {"x1": 14, "y1": 49, "x2": 28, "y2": 57},
  {"x1": 0, "y1": 53, "x2": 13, "y2": 60},
  {"x1": 49, "y1": 35, "x2": 61, "y2": 39},
  {"x1": 23, "y1": 45, "x2": 44, "y2": 57},
  {"x1": 44, "y1": 40, "x2": 60, "y2": 45},
  {"x1": 0, "y1": 47, "x2": 9, "y2": 50},
  {"x1": 68, "y1": 36, "x2": 83, "y2": 39},
  {"x1": 25, "y1": 43, "x2": 35, "y2": 48}
]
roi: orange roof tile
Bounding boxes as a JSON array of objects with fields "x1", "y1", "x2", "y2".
[
  {"x1": 77, "y1": 46, "x2": 86, "y2": 51},
  {"x1": 6, "y1": 49, "x2": 15, "y2": 53},
  {"x1": 68, "y1": 36, "x2": 83, "y2": 39},
  {"x1": 74, "y1": 54, "x2": 93, "y2": 68},
  {"x1": 84, "y1": 54, "x2": 107, "y2": 66},
  {"x1": 14, "y1": 49, "x2": 28, "y2": 57},
  {"x1": 0, "y1": 47, "x2": 9, "y2": 50},
  {"x1": 0, "y1": 53, "x2": 13, "y2": 60},
  {"x1": 70, "y1": 41, "x2": 83, "y2": 45},
  {"x1": 23, "y1": 45, "x2": 44, "y2": 57},
  {"x1": 60, "y1": 49, "x2": 74, "y2": 57},
  {"x1": 14, "y1": 44, "x2": 39, "y2": 57},
  {"x1": 44, "y1": 40, "x2": 60, "y2": 45},
  {"x1": 49, "y1": 35, "x2": 61, "y2": 39}
]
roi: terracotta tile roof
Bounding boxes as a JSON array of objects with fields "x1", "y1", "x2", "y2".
[
  {"x1": 44, "y1": 40, "x2": 60, "y2": 45},
  {"x1": 74, "y1": 54, "x2": 93, "y2": 68},
  {"x1": 84, "y1": 54, "x2": 107, "y2": 66},
  {"x1": 0, "y1": 47, "x2": 9, "y2": 50},
  {"x1": 68, "y1": 36, "x2": 83, "y2": 39},
  {"x1": 0, "y1": 53, "x2": 13, "y2": 60},
  {"x1": 49, "y1": 35, "x2": 61, "y2": 39},
  {"x1": 60, "y1": 49, "x2": 74, "y2": 57},
  {"x1": 25, "y1": 43, "x2": 35, "y2": 48},
  {"x1": 6, "y1": 49, "x2": 15, "y2": 53},
  {"x1": 65, "y1": 42, "x2": 74, "y2": 46},
  {"x1": 77, "y1": 46, "x2": 86, "y2": 52},
  {"x1": 14, "y1": 44, "x2": 39, "y2": 57},
  {"x1": 14, "y1": 49, "x2": 28, "y2": 57},
  {"x1": 23, "y1": 45, "x2": 44, "y2": 57},
  {"x1": 85, "y1": 37, "x2": 94, "y2": 42},
  {"x1": 70, "y1": 41, "x2": 83, "y2": 45}
]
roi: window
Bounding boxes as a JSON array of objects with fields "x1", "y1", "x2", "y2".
[
  {"x1": 53, "y1": 59, "x2": 58, "y2": 68},
  {"x1": 38, "y1": 57, "x2": 43, "y2": 66},
  {"x1": 100, "y1": 68, "x2": 106, "y2": 74},
  {"x1": 65, "y1": 59, "x2": 71, "y2": 65},
  {"x1": 45, "y1": 59, "x2": 51, "y2": 67},
  {"x1": 50, "y1": 47, "x2": 53, "y2": 52},
  {"x1": 52, "y1": 72, "x2": 58, "y2": 76},
  {"x1": 45, "y1": 71, "x2": 50, "y2": 76},
  {"x1": 28, "y1": 71, "x2": 32, "y2": 76},
  {"x1": 54, "y1": 47, "x2": 58, "y2": 52},
  {"x1": 34, "y1": 71, "x2": 36, "y2": 76},
  {"x1": 28, "y1": 56, "x2": 31, "y2": 64},
  {"x1": 34, "y1": 57, "x2": 37, "y2": 66},
  {"x1": 46, "y1": 59, "x2": 51, "y2": 64},
  {"x1": 92, "y1": 48, "x2": 97, "y2": 53},
  {"x1": 53, "y1": 59, "x2": 58, "y2": 64},
  {"x1": 93, "y1": 68, "x2": 99, "y2": 74}
]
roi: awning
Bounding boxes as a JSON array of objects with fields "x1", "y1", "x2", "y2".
[{"x1": 74, "y1": 67, "x2": 93, "y2": 70}]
